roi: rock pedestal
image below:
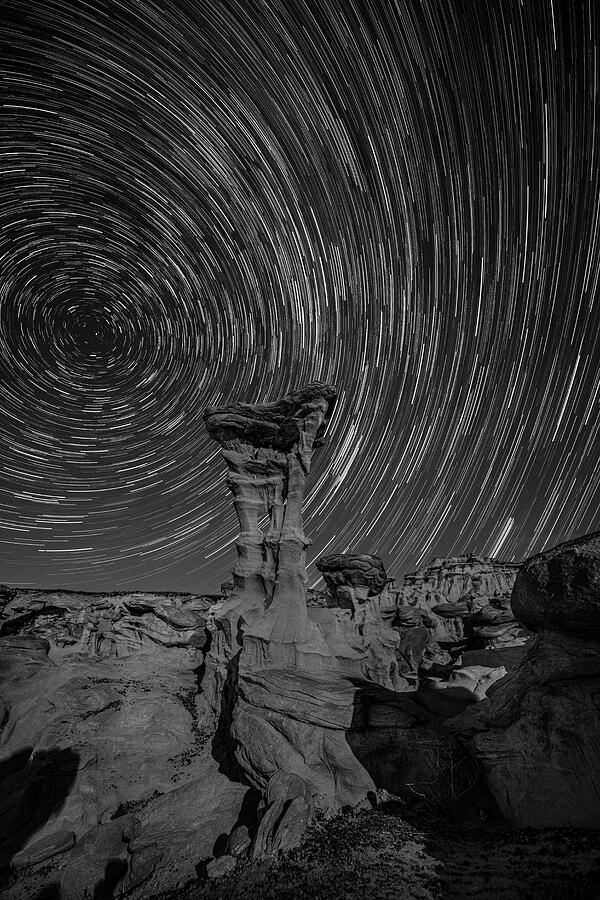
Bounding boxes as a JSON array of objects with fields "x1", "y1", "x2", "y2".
[
  {"x1": 202, "y1": 382, "x2": 338, "y2": 717},
  {"x1": 202, "y1": 384, "x2": 444, "y2": 813}
]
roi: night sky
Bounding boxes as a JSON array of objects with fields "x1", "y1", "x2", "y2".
[{"x1": 1, "y1": 0, "x2": 600, "y2": 592}]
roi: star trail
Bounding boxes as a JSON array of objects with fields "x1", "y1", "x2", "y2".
[{"x1": 1, "y1": 0, "x2": 600, "y2": 592}]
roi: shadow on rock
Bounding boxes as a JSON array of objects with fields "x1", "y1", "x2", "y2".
[
  {"x1": 92, "y1": 857, "x2": 129, "y2": 899},
  {"x1": 210, "y1": 653, "x2": 243, "y2": 779},
  {"x1": 0, "y1": 746, "x2": 79, "y2": 870},
  {"x1": 344, "y1": 680, "x2": 484, "y2": 817},
  {"x1": 32, "y1": 885, "x2": 62, "y2": 900}
]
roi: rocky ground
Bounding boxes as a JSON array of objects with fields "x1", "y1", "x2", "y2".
[{"x1": 157, "y1": 807, "x2": 600, "y2": 900}]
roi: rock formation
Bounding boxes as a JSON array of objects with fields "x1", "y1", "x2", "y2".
[
  {"x1": 451, "y1": 533, "x2": 600, "y2": 828},
  {"x1": 202, "y1": 382, "x2": 337, "y2": 710},
  {"x1": 390, "y1": 556, "x2": 530, "y2": 680},
  {"x1": 5, "y1": 381, "x2": 600, "y2": 898},
  {"x1": 0, "y1": 589, "x2": 249, "y2": 898},
  {"x1": 0, "y1": 588, "x2": 211, "y2": 657},
  {"x1": 201, "y1": 384, "x2": 445, "y2": 819},
  {"x1": 398, "y1": 555, "x2": 520, "y2": 606},
  {"x1": 316, "y1": 554, "x2": 388, "y2": 609}
]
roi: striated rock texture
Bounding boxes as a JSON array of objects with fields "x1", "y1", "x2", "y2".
[
  {"x1": 0, "y1": 587, "x2": 212, "y2": 657},
  {"x1": 202, "y1": 382, "x2": 338, "y2": 709},
  {"x1": 204, "y1": 382, "x2": 337, "y2": 615},
  {"x1": 202, "y1": 384, "x2": 445, "y2": 816},
  {"x1": 451, "y1": 533, "x2": 600, "y2": 828},
  {"x1": 317, "y1": 554, "x2": 388, "y2": 608},
  {"x1": 398, "y1": 555, "x2": 520, "y2": 607},
  {"x1": 391, "y1": 556, "x2": 529, "y2": 678}
]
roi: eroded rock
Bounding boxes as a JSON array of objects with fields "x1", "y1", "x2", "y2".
[
  {"x1": 451, "y1": 533, "x2": 600, "y2": 828},
  {"x1": 511, "y1": 531, "x2": 600, "y2": 637},
  {"x1": 202, "y1": 383, "x2": 447, "y2": 831}
]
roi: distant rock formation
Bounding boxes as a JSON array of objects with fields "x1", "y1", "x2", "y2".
[
  {"x1": 0, "y1": 589, "x2": 211, "y2": 657},
  {"x1": 390, "y1": 556, "x2": 530, "y2": 679},
  {"x1": 451, "y1": 532, "x2": 600, "y2": 828},
  {"x1": 399, "y1": 555, "x2": 520, "y2": 606}
]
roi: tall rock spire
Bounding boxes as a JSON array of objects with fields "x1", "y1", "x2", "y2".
[{"x1": 202, "y1": 382, "x2": 337, "y2": 707}]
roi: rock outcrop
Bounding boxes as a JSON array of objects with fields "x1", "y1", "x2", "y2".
[
  {"x1": 201, "y1": 384, "x2": 446, "y2": 820},
  {"x1": 398, "y1": 556, "x2": 520, "y2": 606},
  {"x1": 451, "y1": 533, "x2": 600, "y2": 828},
  {"x1": 202, "y1": 383, "x2": 338, "y2": 715},
  {"x1": 0, "y1": 588, "x2": 211, "y2": 657},
  {"x1": 316, "y1": 554, "x2": 388, "y2": 608},
  {"x1": 0, "y1": 589, "x2": 248, "y2": 899},
  {"x1": 390, "y1": 556, "x2": 530, "y2": 680}
]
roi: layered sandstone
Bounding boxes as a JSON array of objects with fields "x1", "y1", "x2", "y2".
[
  {"x1": 391, "y1": 556, "x2": 529, "y2": 676},
  {"x1": 201, "y1": 385, "x2": 444, "y2": 818}
]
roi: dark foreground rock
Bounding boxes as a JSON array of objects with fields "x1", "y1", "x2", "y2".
[
  {"x1": 155, "y1": 808, "x2": 600, "y2": 900},
  {"x1": 450, "y1": 532, "x2": 600, "y2": 828}
]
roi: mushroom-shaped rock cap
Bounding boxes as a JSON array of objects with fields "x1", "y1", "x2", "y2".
[
  {"x1": 316, "y1": 553, "x2": 387, "y2": 595},
  {"x1": 203, "y1": 381, "x2": 337, "y2": 451},
  {"x1": 511, "y1": 531, "x2": 600, "y2": 638}
]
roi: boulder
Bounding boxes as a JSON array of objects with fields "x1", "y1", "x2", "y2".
[
  {"x1": 251, "y1": 772, "x2": 313, "y2": 857},
  {"x1": 316, "y1": 554, "x2": 388, "y2": 605},
  {"x1": 226, "y1": 824, "x2": 251, "y2": 858},
  {"x1": 206, "y1": 854, "x2": 237, "y2": 879},
  {"x1": 452, "y1": 533, "x2": 600, "y2": 828},
  {"x1": 511, "y1": 531, "x2": 600, "y2": 637}
]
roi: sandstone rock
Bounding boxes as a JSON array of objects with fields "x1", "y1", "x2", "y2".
[
  {"x1": 201, "y1": 382, "x2": 339, "y2": 725},
  {"x1": 232, "y1": 667, "x2": 441, "y2": 809},
  {"x1": 60, "y1": 814, "x2": 134, "y2": 900},
  {"x1": 381, "y1": 556, "x2": 533, "y2": 701},
  {"x1": 396, "y1": 556, "x2": 522, "y2": 648},
  {"x1": 307, "y1": 588, "x2": 329, "y2": 608},
  {"x1": 393, "y1": 606, "x2": 425, "y2": 628},
  {"x1": 0, "y1": 585, "x2": 228, "y2": 900},
  {"x1": 395, "y1": 626, "x2": 431, "y2": 676},
  {"x1": 511, "y1": 531, "x2": 600, "y2": 637},
  {"x1": 446, "y1": 665, "x2": 507, "y2": 700},
  {"x1": 316, "y1": 554, "x2": 388, "y2": 605},
  {"x1": 126, "y1": 757, "x2": 248, "y2": 895},
  {"x1": 431, "y1": 602, "x2": 472, "y2": 618},
  {"x1": 470, "y1": 604, "x2": 514, "y2": 627},
  {"x1": 459, "y1": 646, "x2": 527, "y2": 671},
  {"x1": 399, "y1": 555, "x2": 520, "y2": 606},
  {"x1": 0, "y1": 589, "x2": 212, "y2": 658},
  {"x1": 451, "y1": 533, "x2": 600, "y2": 828},
  {"x1": 251, "y1": 771, "x2": 313, "y2": 857},
  {"x1": 206, "y1": 853, "x2": 237, "y2": 879},
  {"x1": 226, "y1": 824, "x2": 251, "y2": 858},
  {"x1": 200, "y1": 382, "x2": 457, "y2": 836},
  {"x1": 204, "y1": 382, "x2": 337, "y2": 454},
  {"x1": 10, "y1": 828, "x2": 75, "y2": 868}
]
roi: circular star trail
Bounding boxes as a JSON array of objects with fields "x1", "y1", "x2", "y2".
[{"x1": 1, "y1": 0, "x2": 600, "y2": 591}]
